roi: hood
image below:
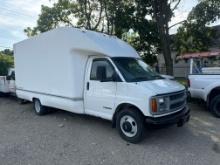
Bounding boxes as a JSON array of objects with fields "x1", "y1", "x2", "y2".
[{"x1": 136, "y1": 79, "x2": 185, "y2": 95}]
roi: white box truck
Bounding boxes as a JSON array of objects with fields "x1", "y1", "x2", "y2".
[{"x1": 14, "y1": 27, "x2": 189, "y2": 143}]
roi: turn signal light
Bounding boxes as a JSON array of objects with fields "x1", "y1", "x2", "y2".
[{"x1": 151, "y1": 98, "x2": 158, "y2": 113}]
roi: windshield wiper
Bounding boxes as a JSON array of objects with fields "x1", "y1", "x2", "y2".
[
  {"x1": 152, "y1": 75, "x2": 164, "y2": 79},
  {"x1": 130, "y1": 76, "x2": 149, "y2": 82},
  {"x1": 131, "y1": 75, "x2": 163, "y2": 82}
]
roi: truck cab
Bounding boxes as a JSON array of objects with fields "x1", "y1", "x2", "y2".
[
  {"x1": 0, "y1": 68, "x2": 15, "y2": 95},
  {"x1": 187, "y1": 53, "x2": 220, "y2": 117},
  {"x1": 83, "y1": 56, "x2": 189, "y2": 142}
]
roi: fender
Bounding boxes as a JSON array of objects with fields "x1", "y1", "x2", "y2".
[
  {"x1": 114, "y1": 101, "x2": 146, "y2": 116},
  {"x1": 112, "y1": 101, "x2": 145, "y2": 128}
]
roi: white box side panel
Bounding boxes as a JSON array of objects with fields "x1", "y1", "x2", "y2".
[
  {"x1": 14, "y1": 31, "x2": 87, "y2": 99},
  {"x1": 16, "y1": 90, "x2": 84, "y2": 114}
]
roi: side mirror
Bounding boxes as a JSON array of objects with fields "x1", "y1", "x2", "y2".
[
  {"x1": 112, "y1": 72, "x2": 121, "y2": 82},
  {"x1": 6, "y1": 75, "x2": 11, "y2": 80},
  {"x1": 97, "y1": 66, "x2": 107, "y2": 82}
]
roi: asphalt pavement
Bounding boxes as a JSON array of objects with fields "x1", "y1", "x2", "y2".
[{"x1": 0, "y1": 97, "x2": 220, "y2": 165}]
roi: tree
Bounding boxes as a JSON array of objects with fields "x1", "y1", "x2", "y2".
[
  {"x1": 0, "y1": 49, "x2": 13, "y2": 56},
  {"x1": 25, "y1": 0, "x2": 182, "y2": 74},
  {"x1": 174, "y1": 22, "x2": 216, "y2": 54},
  {"x1": 76, "y1": 0, "x2": 104, "y2": 30},
  {"x1": 0, "y1": 49, "x2": 14, "y2": 75},
  {"x1": 120, "y1": 0, "x2": 159, "y2": 65},
  {"x1": 188, "y1": 0, "x2": 220, "y2": 25},
  {"x1": 24, "y1": 0, "x2": 106, "y2": 34},
  {"x1": 24, "y1": 0, "x2": 135, "y2": 36},
  {"x1": 175, "y1": 0, "x2": 220, "y2": 55},
  {"x1": 0, "y1": 54, "x2": 14, "y2": 75},
  {"x1": 24, "y1": 0, "x2": 159, "y2": 65},
  {"x1": 151, "y1": 0, "x2": 182, "y2": 75}
]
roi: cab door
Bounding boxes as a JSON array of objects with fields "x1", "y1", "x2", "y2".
[{"x1": 84, "y1": 57, "x2": 117, "y2": 120}]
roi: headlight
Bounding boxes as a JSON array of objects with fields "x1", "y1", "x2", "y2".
[
  {"x1": 150, "y1": 97, "x2": 169, "y2": 114},
  {"x1": 158, "y1": 98, "x2": 164, "y2": 103}
]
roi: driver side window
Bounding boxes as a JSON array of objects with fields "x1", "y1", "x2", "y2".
[{"x1": 90, "y1": 59, "x2": 114, "y2": 81}]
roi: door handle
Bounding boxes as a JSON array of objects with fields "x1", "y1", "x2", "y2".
[{"x1": 86, "y1": 82, "x2": 90, "y2": 90}]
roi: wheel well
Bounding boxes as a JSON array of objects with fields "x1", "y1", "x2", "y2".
[
  {"x1": 112, "y1": 103, "x2": 144, "y2": 128},
  {"x1": 208, "y1": 87, "x2": 220, "y2": 105},
  {"x1": 32, "y1": 97, "x2": 38, "y2": 102}
]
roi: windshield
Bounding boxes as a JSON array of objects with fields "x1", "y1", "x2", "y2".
[{"x1": 111, "y1": 57, "x2": 163, "y2": 82}]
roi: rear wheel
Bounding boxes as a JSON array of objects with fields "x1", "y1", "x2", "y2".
[
  {"x1": 0, "y1": 92, "x2": 8, "y2": 97},
  {"x1": 18, "y1": 98, "x2": 27, "y2": 104},
  {"x1": 116, "y1": 108, "x2": 144, "y2": 143},
  {"x1": 210, "y1": 95, "x2": 220, "y2": 118},
  {"x1": 0, "y1": 92, "x2": 4, "y2": 97},
  {"x1": 33, "y1": 99, "x2": 46, "y2": 116}
]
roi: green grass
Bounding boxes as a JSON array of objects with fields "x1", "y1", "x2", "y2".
[{"x1": 176, "y1": 78, "x2": 188, "y2": 87}]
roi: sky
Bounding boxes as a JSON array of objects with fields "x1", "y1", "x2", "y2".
[{"x1": 0, "y1": 0, "x2": 212, "y2": 50}]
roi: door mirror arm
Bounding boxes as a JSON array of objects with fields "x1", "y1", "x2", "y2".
[{"x1": 112, "y1": 72, "x2": 121, "y2": 82}]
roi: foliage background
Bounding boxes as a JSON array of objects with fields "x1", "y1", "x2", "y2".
[{"x1": 0, "y1": 50, "x2": 14, "y2": 75}]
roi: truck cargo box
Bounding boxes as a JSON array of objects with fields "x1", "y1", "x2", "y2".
[{"x1": 14, "y1": 27, "x2": 138, "y2": 99}]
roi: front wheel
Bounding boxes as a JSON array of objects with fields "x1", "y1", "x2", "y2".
[
  {"x1": 210, "y1": 95, "x2": 220, "y2": 118},
  {"x1": 116, "y1": 108, "x2": 144, "y2": 143}
]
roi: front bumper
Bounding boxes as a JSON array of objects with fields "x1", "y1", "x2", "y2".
[{"x1": 145, "y1": 106, "x2": 190, "y2": 126}]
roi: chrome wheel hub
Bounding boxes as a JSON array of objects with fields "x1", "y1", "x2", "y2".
[
  {"x1": 34, "y1": 100, "x2": 41, "y2": 113},
  {"x1": 120, "y1": 115, "x2": 137, "y2": 138}
]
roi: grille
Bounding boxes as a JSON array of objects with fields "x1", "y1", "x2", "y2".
[
  {"x1": 170, "y1": 100, "x2": 185, "y2": 109},
  {"x1": 170, "y1": 92, "x2": 185, "y2": 101},
  {"x1": 168, "y1": 90, "x2": 186, "y2": 111},
  {"x1": 154, "y1": 90, "x2": 187, "y2": 116}
]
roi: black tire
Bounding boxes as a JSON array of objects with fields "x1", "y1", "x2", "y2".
[
  {"x1": 210, "y1": 95, "x2": 220, "y2": 118},
  {"x1": 187, "y1": 91, "x2": 192, "y2": 102},
  {"x1": 0, "y1": 92, "x2": 8, "y2": 97},
  {"x1": 33, "y1": 99, "x2": 47, "y2": 116},
  {"x1": 0, "y1": 92, "x2": 4, "y2": 97},
  {"x1": 116, "y1": 108, "x2": 144, "y2": 143},
  {"x1": 18, "y1": 98, "x2": 27, "y2": 104}
]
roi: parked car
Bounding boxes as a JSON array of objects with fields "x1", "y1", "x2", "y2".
[
  {"x1": 14, "y1": 27, "x2": 190, "y2": 143},
  {"x1": 0, "y1": 68, "x2": 16, "y2": 95},
  {"x1": 187, "y1": 54, "x2": 220, "y2": 117}
]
